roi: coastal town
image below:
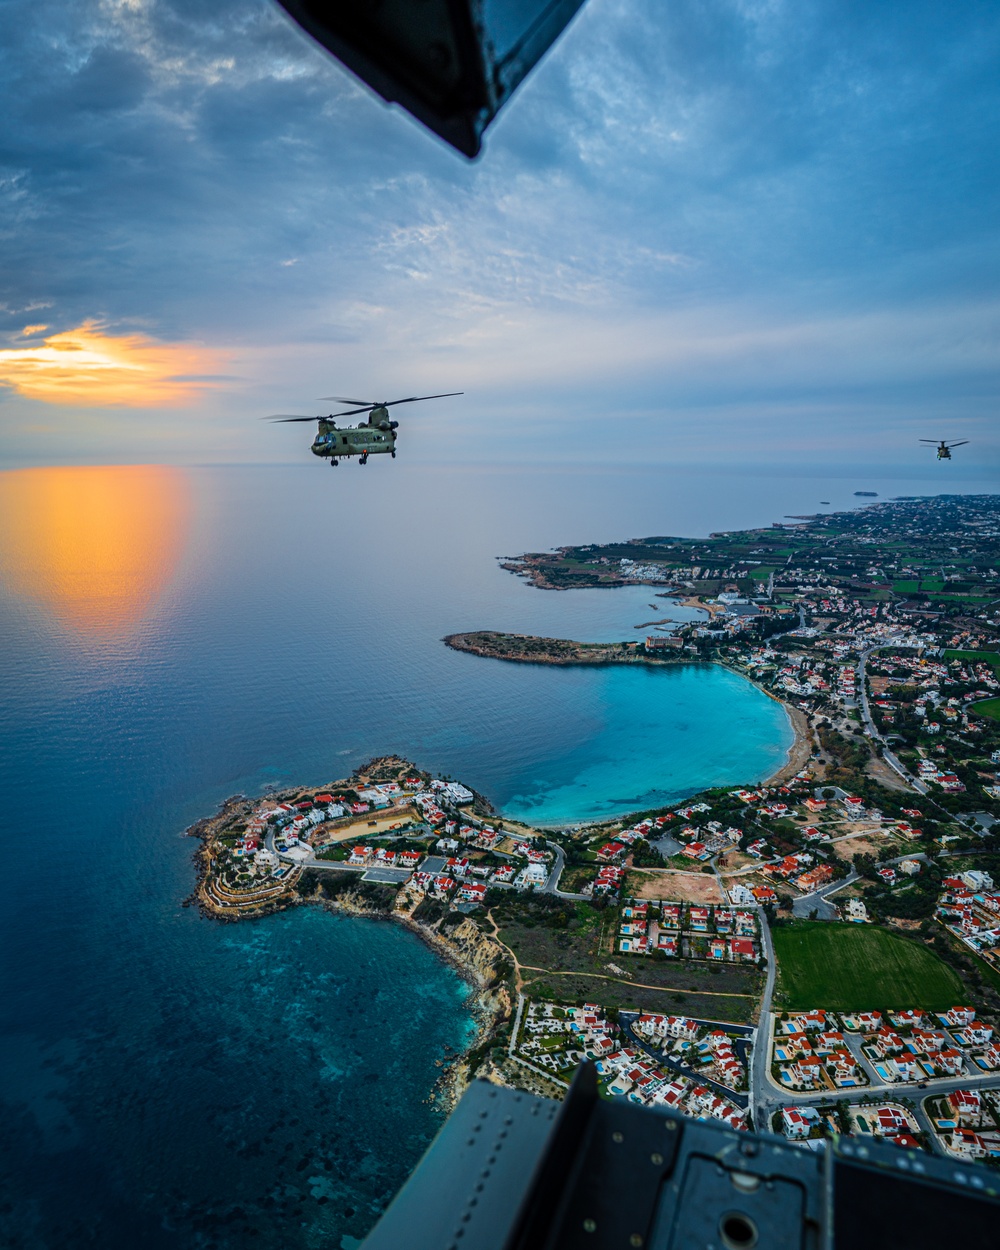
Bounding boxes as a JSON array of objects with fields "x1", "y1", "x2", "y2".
[{"x1": 187, "y1": 493, "x2": 1000, "y2": 1167}]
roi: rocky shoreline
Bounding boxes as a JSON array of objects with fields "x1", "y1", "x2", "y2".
[
  {"x1": 280, "y1": 878, "x2": 511, "y2": 1110},
  {"x1": 184, "y1": 794, "x2": 512, "y2": 1109}
]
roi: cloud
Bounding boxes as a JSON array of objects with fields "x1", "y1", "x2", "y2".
[
  {"x1": 0, "y1": 0, "x2": 997, "y2": 467},
  {"x1": 0, "y1": 321, "x2": 228, "y2": 406}
]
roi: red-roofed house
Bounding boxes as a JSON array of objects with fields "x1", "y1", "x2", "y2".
[
  {"x1": 948, "y1": 1089, "x2": 981, "y2": 1123},
  {"x1": 873, "y1": 1107, "x2": 909, "y2": 1137},
  {"x1": 950, "y1": 1129, "x2": 990, "y2": 1159},
  {"x1": 942, "y1": 1007, "x2": 976, "y2": 1028},
  {"x1": 728, "y1": 938, "x2": 758, "y2": 962}
]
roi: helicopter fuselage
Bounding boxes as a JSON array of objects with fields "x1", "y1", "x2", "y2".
[
  {"x1": 937, "y1": 445, "x2": 951, "y2": 459},
  {"x1": 311, "y1": 407, "x2": 397, "y2": 462}
]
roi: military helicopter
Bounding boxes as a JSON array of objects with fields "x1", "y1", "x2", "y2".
[
  {"x1": 266, "y1": 392, "x2": 462, "y2": 465},
  {"x1": 920, "y1": 438, "x2": 969, "y2": 460}
]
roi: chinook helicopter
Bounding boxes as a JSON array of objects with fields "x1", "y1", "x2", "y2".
[
  {"x1": 266, "y1": 392, "x2": 462, "y2": 465},
  {"x1": 921, "y1": 438, "x2": 969, "y2": 460}
]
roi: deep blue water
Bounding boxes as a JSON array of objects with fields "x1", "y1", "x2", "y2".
[{"x1": 1, "y1": 462, "x2": 994, "y2": 1248}]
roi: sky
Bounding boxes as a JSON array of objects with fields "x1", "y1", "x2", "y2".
[{"x1": 0, "y1": 0, "x2": 998, "y2": 470}]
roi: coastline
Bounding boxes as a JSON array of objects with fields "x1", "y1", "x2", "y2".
[
  {"x1": 303, "y1": 883, "x2": 511, "y2": 1110},
  {"x1": 185, "y1": 799, "x2": 512, "y2": 1110},
  {"x1": 182, "y1": 641, "x2": 811, "y2": 1108},
  {"x1": 716, "y1": 661, "x2": 814, "y2": 787},
  {"x1": 444, "y1": 631, "x2": 813, "y2": 794},
  {"x1": 763, "y1": 701, "x2": 813, "y2": 785}
]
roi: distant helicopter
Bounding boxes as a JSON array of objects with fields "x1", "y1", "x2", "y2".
[
  {"x1": 266, "y1": 392, "x2": 462, "y2": 465},
  {"x1": 921, "y1": 438, "x2": 969, "y2": 460}
]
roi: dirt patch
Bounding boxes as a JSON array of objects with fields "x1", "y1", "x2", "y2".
[
  {"x1": 320, "y1": 809, "x2": 419, "y2": 842},
  {"x1": 497, "y1": 820, "x2": 543, "y2": 841},
  {"x1": 864, "y1": 754, "x2": 915, "y2": 792},
  {"x1": 831, "y1": 831, "x2": 894, "y2": 860},
  {"x1": 628, "y1": 870, "x2": 724, "y2": 904},
  {"x1": 715, "y1": 851, "x2": 757, "y2": 872}
]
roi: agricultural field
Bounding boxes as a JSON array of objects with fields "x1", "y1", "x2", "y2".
[
  {"x1": 521, "y1": 976, "x2": 756, "y2": 1024},
  {"x1": 943, "y1": 649, "x2": 1000, "y2": 674},
  {"x1": 772, "y1": 922, "x2": 964, "y2": 1011},
  {"x1": 971, "y1": 697, "x2": 1000, "y2": 722}
]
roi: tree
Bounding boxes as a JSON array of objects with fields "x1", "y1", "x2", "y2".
[{"x1": 852, "y1": 853, "x2": 878, "y2": 880}]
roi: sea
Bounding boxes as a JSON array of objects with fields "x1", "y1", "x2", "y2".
[{"x1": 0, "y1": 461, "x2": 995, "y2": 1249}]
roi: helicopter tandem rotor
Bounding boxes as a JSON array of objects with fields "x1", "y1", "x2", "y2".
[{"x1": 263, "y1": 391, "x2": 463, "y2": 466}]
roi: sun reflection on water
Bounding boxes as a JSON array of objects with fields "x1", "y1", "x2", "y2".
[{"x1": 0, "y1": 464, "x2": 190, "y2": 638}]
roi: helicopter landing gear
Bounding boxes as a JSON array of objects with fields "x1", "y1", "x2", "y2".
[
  {"x1": 391, "y1": 450, "x2": 396, "y2": 459},
  {"x1": 359, "y1": 453, "x2": 368, "y2": 465},
  {"x1": 330, "y1": 458, "x2": 339, "y2": 467}
]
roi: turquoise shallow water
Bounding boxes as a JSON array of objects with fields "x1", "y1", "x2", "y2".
[
  {"x1": 500, "y1": 663, "x2": 793, "y2": 826},
  {"x1": 2, "y1": 463, "x2": 983, "y2": 1247}
]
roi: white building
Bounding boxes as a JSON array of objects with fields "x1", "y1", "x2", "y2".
[
  {"x1": 443, "y1": 782, "x2": 475, "y2": 805},
  {"x1": 515, "y1": 863, "x2": 549, "y2": 891},
  {"x1": 781, "y1": 1106, "x2": 820, "y2": 1140}
]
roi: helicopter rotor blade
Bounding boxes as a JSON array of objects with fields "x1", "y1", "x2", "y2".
[
  {"x1": 946, "y1": 440, "x2": 969, "y2": 447},
  {"x1": 380, "y1": 392, "x2": 464, "y2": 408},
  {"x1": 316, "y1": 396, "x2": 376, "y2": 405},
  {"x1": 264, "y1": 414, "x2": 324, "y2": 422},
  {"x1": 918, "y1": 439, "x2": 938, "y2": 444}
]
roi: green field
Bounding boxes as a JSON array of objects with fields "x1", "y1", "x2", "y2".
[
  {"x1": 772, "y1": 922, "x2": 964, "y2": 1011},
  {"x1": 944, "y1": 649, "x2": 1000, "y2": 676},
  {"x1": 971, "y1": 697, "x2": 1000, "y2": 722}
]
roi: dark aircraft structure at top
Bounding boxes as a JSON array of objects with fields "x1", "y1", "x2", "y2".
[
  {"x1": 921, "y1": 438, "x2": 969, "y2": 460},
  {"x1": 275, "y1": 0, "x2": 587, "y2": 157},
  {"x1": 267, "y1": 392, "x2": 462, "y2": 465}
]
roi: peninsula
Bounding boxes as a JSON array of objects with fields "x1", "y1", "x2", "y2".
[{"x1": 444, "y1": 631, "x2": 682, "y2": 665}]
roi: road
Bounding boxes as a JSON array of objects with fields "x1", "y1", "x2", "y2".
[
  {"x1": 620, "y1": 1013, "x2": 751, "y2": 1110},
  {"x1": 268, "y1": 825, "x2": 588, "y2": 897},
  {"x1": 752, "y1": 1000, "x2": 1000, "y2": 1134},
  {"x1": 791, "y1": 871, "x2": 860, "y2": 920},
  {"x1": 749, "y1": 908, "x2": 777, "y2": 1127},
  {"x1": 857, "y1": 644, "x2": 988, "y2": 832},
  {"x1": 544, "y1": 843, "x2": 587, "y2": 899},
  {"x1": 857, "y1": 644, "x2": 928, "y2": 792}
]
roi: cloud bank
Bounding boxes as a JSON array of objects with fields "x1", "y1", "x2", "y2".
[{"x1": 0, "y1": 0, "x2": 997, "y2": 467}]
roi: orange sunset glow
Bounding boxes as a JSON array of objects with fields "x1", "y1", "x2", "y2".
[
  {"x1": 0, "y1": 321, "x2": 226, "y2": 406},
  {"x1": 0, "y1": 465, "x2": 191, "y2": 638}
]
